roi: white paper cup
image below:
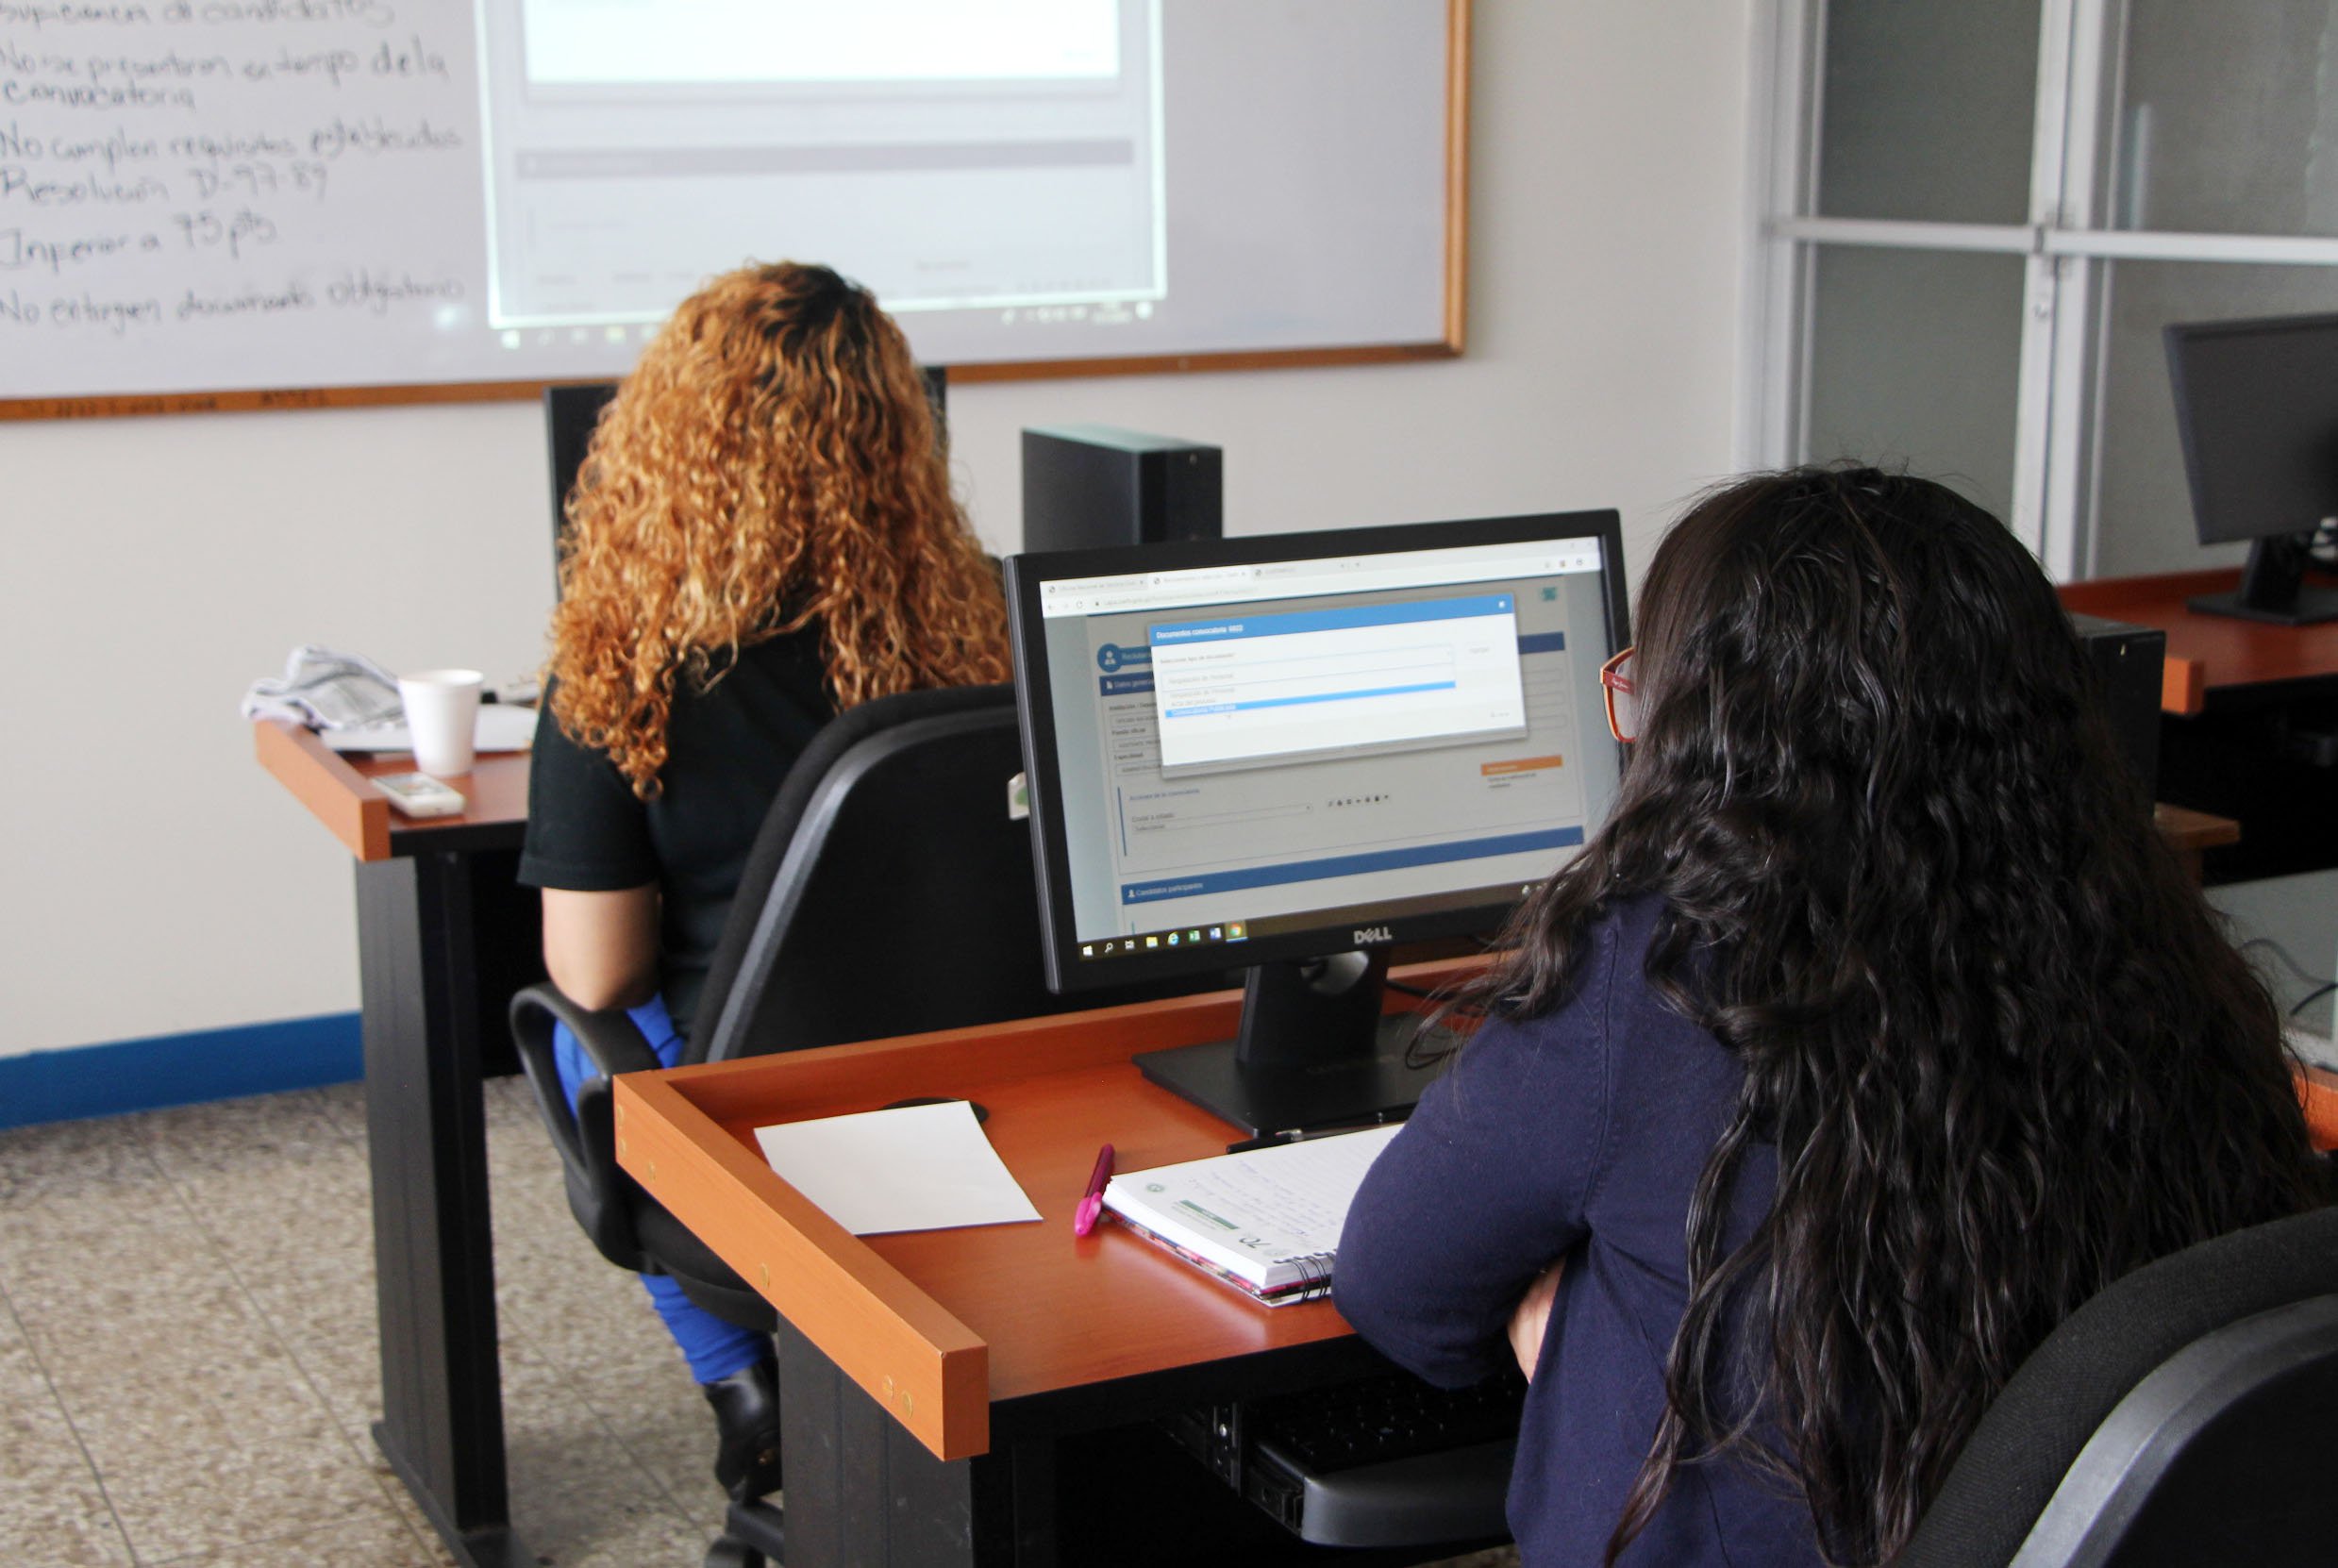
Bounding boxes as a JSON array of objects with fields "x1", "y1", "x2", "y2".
[{"x1": 398, "y1": 669, "x2": 485, "y2": 778}]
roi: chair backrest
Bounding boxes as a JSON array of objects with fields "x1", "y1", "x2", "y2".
[
  {"x1": 1896, "y1": 1201, "x2": 2338, "y2": 1568},
  {"x1": 688, "y1": 683, "x2": 1209, "y2": 1065}
]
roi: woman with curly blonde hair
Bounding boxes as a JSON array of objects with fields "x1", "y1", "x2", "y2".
[{"x1": 517, "y1": 260, "x2": 1007, "y2": 1501}]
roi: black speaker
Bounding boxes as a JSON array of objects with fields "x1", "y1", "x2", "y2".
[
  {"x1": 2071, "y1": 612, "x2": 2166, "y2": 799},
  {"x1": 1022, "y1": 425, "x2": 1223, "y2": 554}
]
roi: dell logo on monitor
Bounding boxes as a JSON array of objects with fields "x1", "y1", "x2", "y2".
[{"x1": 1352, "y1": 926, "x2": 1394, "y2": 946}]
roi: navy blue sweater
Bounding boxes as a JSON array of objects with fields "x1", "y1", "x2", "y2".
[{"x1": 1337, "y1": 897, "x2": 1822, "y2": 1567}]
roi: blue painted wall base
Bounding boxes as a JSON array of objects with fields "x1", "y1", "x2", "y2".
[{"x1": 0, "y1": 1012, "x2": 363, "y2": 1130}]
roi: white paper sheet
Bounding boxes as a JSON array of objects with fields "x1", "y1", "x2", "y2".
[
  {"x1": 752, "y1": 1101, "x2": 1042, "y2": 1235},
  {"x1": 320, "y1": 703, "x2": 539, "y2": 755},
  {"x1": 320, "y1": 706, "x2": 537, "y2": 761}
]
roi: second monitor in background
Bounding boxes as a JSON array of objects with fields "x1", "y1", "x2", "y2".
[
  {"x1": 2164, "y1": 312, "x2": 2338, "y2": 626},
  {"x1": 1007, "y1": 511, "x2": 1628, "y2": 1136},
  {"x1": 1022, "y1": 425, "x2": 1223, "y2": 554}
]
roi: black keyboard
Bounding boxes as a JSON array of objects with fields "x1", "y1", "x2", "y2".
[{"x1": 1244, "y1": 1367, "x2": 1528, "y2": 1473}]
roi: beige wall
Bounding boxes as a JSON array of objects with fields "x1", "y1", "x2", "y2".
[{"x1": 0, "y1": 3, "x2": 1756, "y2": 1059}]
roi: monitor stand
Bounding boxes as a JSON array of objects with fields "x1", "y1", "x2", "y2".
[
  {"x1": 1133, "y1": 951, "x2": 1453, "y2": 1138},
  {"x1": 2189, "y1": 533, "x2": 2338, "y2": 626}
]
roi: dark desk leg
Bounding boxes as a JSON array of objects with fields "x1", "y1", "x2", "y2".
[
  {"x1": 775, "y1": 1320, "x2": 1024, "y2": 1567},
  {"x1": 357, "y1": 851, "x2": 526, "y2": 1568},
  {"x1": 770, "y1": 1324, "x2": 1494, "y2": 1567},
  {"x1": 2160, "y1": 707, "x2": 2338, "y2": 884}
]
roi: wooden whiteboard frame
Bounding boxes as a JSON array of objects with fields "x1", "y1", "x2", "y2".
[{"x1": 0, "y1": 0, "x2": 1469, "y2": 424}]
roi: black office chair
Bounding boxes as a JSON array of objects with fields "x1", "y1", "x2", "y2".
[
  {"x1": 1896, "y1": 1201, "x2": 2338, "y2": 1568},
  {"x1": 509, "y1": 683, "x2": 1212, "y2": 1566}
]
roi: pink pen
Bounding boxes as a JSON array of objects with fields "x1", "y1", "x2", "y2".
[{"x1": 1073, "y1": 1143, "x2": 1115, "y2": 1237}]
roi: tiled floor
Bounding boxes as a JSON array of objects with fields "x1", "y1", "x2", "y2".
[
  {"x1": 0, "y1": 1079, "x2": 720, "y2": 1566},
  {"x1": 0, "y1": 1080, "x2": 1522, "y2": 1567}
]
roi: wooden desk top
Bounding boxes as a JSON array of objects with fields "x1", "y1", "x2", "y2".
[
  {"x1": 618, "y1": 951, "x2": 2338, "y2": 1468},
  {"x1": 253, "y1": 718, "x2": 529, "y2": 861},
  {"x1": 2059, "y1": 569, "x2": 2338, "y2": 715},
  {"x1": 2153, "y1": 802, "x2": 2240, "y2": 858},
  {"x1": 614, "y1": 961, "x2": 1484, "y2": 1464}
]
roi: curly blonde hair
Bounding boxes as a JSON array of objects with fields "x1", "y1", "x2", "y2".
[{"x1": 546, "y1": 261, "x2": 1010, "y2": 796}]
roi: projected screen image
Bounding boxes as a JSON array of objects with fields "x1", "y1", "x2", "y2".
[{"x1": 479, "y1": 0, "x2": 1165, "y2": 334}]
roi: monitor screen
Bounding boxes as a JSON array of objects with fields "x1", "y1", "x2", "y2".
[
  {"x1": 2164, "y1": 312, "x2": 2338, "y2": 625},
  {"x1": 1009, "y1": 510, "x2": 1628, "y2": 991},
  {"x1": 2165, "y1": 312, "x2": 2338, "y2": 547}
]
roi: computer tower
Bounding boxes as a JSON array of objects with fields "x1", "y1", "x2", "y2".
[
  {"x1": 543, "y1": 380, "x2": 620, "y2": 548},
  {"x1": 1022, "y1": 425, "x2": 1223, "y2": 553},
  {"x1": 2071, "y1": 613, "x2": 2166, "y2": 798}
]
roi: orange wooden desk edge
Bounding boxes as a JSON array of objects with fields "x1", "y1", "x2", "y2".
[
  {"x1": 254, "y1": 718, "x2": 392, "y2": 860},
  {"x1": 610, "y1": 958, "x2": 1486, "y2": 1464},
  {"x1": 2057, "y1": 569, "x2": 2338, "y2": 716},
  {"x1": 253, "y1": 717, "x2": 531, "y2": 859},
  {"x1": 2299, "y1": 1061, "x2": 2338, "y2": 1154},
  {"x1": 616, "y1": 1067, "x2": 994, "y2": 1460},
  {"x1": 2151, "y1": 803, "x2": 2240, "y2": 855}
]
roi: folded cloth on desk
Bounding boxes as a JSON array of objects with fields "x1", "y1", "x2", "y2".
[
  {"x1": 242, "y1": 647, "x2": 536, "y2": 754},
  {"x1": 241, "y1": 645, "x2": 403, "y2": 729}
]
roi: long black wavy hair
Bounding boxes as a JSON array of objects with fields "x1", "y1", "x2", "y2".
[{"x1": 1459, "y1": 467, "x2": 2326, "y2": 1565}]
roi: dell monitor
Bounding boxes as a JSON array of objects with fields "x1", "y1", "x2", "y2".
[
  {"x1": 2164, "y1": 312, "x2": 2338, "y2": 626},
  {"x1": 1006, "y1": 511, "x2": 1630, "y2": 1136}
]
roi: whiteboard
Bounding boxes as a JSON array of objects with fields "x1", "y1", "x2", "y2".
[{"x1": 0, "y1": 0, "x2": 1465, "y2": 414}]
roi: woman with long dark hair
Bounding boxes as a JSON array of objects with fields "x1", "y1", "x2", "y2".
[
  {"x1": 1335, "y1": 466, "x2": 2326, "y2": 1566},
  {"x1": 519, "y1": 261, "x2": 1008, "y2": 1502}
]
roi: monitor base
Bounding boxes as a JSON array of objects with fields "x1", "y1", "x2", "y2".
[
  {"x1": 2188, "y1": 535, "x2": 2338, "y2": 626},
  {"x1": 1134, "y1": 1015, "x2": 1451, "y2": 1139},
  {"x1": 2188, "y1": 589, "x2": 2338, "y2": 626},
  {"x1": 2187, "y1": 587, "x2": 2338, "y2": 626}
]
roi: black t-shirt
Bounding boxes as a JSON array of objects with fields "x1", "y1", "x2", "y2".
[{"x1": 518, "y1": 627, "x2": 835, "y2": 1038}]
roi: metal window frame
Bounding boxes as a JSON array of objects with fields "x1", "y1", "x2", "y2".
[{"x1": 1743, "y1": 0, "x2": 2338, "y2": 580}]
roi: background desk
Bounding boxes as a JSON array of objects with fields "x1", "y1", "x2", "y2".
[
  {"x1": 254, "y1": 721, "x2": 540, "y2": 1568},
  {"x1": 2060, "y1": 569, "x2": 2338, "y2": 885}
]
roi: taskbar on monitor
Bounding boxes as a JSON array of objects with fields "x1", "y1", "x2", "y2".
[{"x1": 1075, "y1": 881, "x2": 1538, "y2": 963}]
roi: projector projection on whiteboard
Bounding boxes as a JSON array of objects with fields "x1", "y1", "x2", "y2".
[
  {"x1": 480, "y1": 0, "x2": 1166, "y2": 332},
  {"x1": 0, "y1": 0, "x2": 1460, "y2": 406}
]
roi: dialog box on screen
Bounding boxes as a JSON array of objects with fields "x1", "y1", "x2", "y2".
[{"x1": 1147, "y1": 595, "x2": 1529, "y2": 776}]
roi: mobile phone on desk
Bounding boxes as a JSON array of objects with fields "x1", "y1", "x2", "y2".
[{"x1": 375, "y1": 771, "x2": 466, "y2": 818}]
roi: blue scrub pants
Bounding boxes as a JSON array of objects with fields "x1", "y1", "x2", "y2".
[{"x1": 552, "y1": 995, "x2": 770, "y2": 1384}]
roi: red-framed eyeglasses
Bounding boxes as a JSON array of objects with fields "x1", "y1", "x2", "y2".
[{"x1": 1600, "y1": 646, "x2": 1639, "y2": 743}]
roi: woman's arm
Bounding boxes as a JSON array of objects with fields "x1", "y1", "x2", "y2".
[
  {"x1": 1334, "y1": 1004, "x2": 1612, "y2": 1387},
  {"x1": 1509, "y1": 1257, "x2": 1566, "y2": 1379},
  {"x1": 541, "y1": 884, "x2": 660, "y2": 1011}
]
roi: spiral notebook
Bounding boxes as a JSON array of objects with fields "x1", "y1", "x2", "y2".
[{"x1": 1100, "y1": 1124, "x2": 1404, "y2": 1306}]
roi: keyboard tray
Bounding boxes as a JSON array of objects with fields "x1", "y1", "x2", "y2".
[{"x1": 1165, "y1": 1368, "x2": 1524, "y2": 1549}]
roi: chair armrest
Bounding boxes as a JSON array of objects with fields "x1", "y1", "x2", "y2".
[
  {"x1": 509, "y1": 982, "x2": 663, "y2": 1273},
  {"x1": 519, "y1": 985, "x2": 665, "y2": 1075}
]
